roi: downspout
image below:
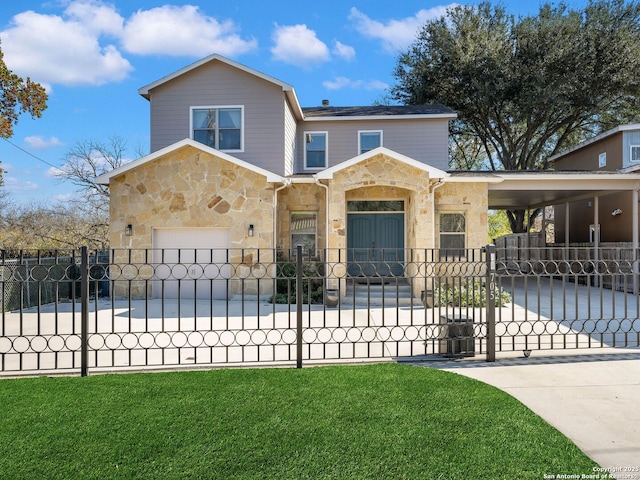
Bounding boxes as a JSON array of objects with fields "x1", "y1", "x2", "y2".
[
  {"x1": 273, "y1": 179, "x2": 291, "y2": 250},
  {"x1": 429, "y1": 179, "x2": 445, "y2": 251},
  {"x1": 314, "y1": 178, "x2": 329, "y2": 252}
]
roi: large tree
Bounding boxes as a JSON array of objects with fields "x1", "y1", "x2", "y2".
[
  {"x1": 0, "y1": 42, "x2": 48, "y2": 185},
  {"x1": 392, "y1": 0, "x2": 640, "y2": 232},
  {"x1": 53, "y1": 136, "x2": 137, "y2": 219}
]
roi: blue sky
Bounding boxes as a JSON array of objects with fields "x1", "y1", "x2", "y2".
[{"x1": 0, "y1": 0, "x2": 589, "y2": 205}]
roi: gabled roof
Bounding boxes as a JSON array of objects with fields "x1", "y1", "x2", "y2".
[
  {"x1": 549, "y1": 124, "x2": 640, "y2": 162},
  {"x1": 137, "y1": 53, "x2": 304, "y2": 120},
  {"x1": 95, "y1": 138, "x2": 285, "y2": 185},
  {"x1": 302, "y1": 105, "x2": 456, "y2": 121},
  {"x1": 314, "y1": 147, "x2": 449, "y2": 180}
]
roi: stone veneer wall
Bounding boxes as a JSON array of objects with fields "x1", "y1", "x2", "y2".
[
  {"x1": 434, "y1": 182, "x2": 489, "y2": 249},
  {"x1": 323, "y1": 153, "x2": 435, "y2": 296},
  {"x1": 109, "y1": 145, "x2": 276, "y2": 298},
  {"x1": 276, "y1": 183, "x2": 326, "y2": 254},
  {"x1": 107, "y1": 147, "x2": 491, "y2": 300},
  {"x1": 326, "y1": 154, "x2": 434, "y2": 252}
]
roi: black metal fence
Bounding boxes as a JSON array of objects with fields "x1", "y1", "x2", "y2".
[
  {"x1": 1, "y1": 244, "x2": 639, "y2": 377},
  {"x1": 494, "y1": 245, "x2": 640, "y2": 353},
  {"x1": 1, "y1": 246, "x2": 493, "y2": 376}
]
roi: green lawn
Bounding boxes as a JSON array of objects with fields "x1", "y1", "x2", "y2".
[{"x1": 0, "y1": 363, "x2": 596, "y2": 479}]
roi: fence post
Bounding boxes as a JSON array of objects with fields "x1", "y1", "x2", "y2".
[
  {"x1": 484, "y1": 244, "x2": 496, "y2": 362},
  {"x1": 296, "y1": 244, "x2": 303, "y2": 369},
  {"x1": 80, "y1": 246, "x2": 89, "y2": 377}
]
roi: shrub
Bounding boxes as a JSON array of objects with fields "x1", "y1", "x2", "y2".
[
  {"x1": 435, "y1": 278, "x2": 510, "y2": 307},
  {"x1": 269, "y1": 254, "x2": 324, "y2": 304}
]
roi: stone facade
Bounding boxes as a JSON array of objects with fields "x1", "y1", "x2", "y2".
[
  {"x1": 106, "y1": 146, "x2": 490, "y2": 300},
  {"x1": 276, "y1": 182, "x2": 326, "y2": 253},
  {"x1": 110, "y1": 145, "x2": 275, "y2": 250},
  {"x1": 109, "y1": 145, "x2": 276, "y2": 297},
  {"x1": 434, "y1": 182, "x2": 489, "y2": 249}
]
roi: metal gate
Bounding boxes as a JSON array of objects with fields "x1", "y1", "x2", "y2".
[
  {"x1": 494, "y1": 245, "x2": 640, "y2": 353},
  {"x1": 1, "y1": 244, "x2": 639, "y2": 377}
]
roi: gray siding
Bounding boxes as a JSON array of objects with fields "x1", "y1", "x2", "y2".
[
  {"x1": 148, "y1": 61, "x2": 286, "y2": 174},
  {"x1": 284, "y1": 99, "x2": 297, "y2": 176},
  {"x1": 295, "y1": 118, "x2": 450, "y2": 173},
  {"x1": 622, "y1": 130, "x2": 640, "y2": 168}
]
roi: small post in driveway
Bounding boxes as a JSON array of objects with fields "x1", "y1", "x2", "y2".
[
  {"x1": 485, "y1": 244, "x2": 496, "y2": 362},
  {"x1": 296, "y1": 244, "x2": 303, "y2": 369}
]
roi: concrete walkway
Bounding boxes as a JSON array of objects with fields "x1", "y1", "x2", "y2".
[{"x1": 410, "y1": 348, "x2": 640, "y2": 470}]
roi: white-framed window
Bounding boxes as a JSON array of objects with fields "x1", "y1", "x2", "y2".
[
  {"x1": 358, "y1": 130, "x2": 382, "y2": 154},
  {"x1": 439, "y1": 212, "x2": 466, "y2": 258},
  {"x1": 304, "y1": 132, "x2": 327, "y2": 169},
  {"x1": 191, "y1": 106, "x2": 244, "y2": 151},
  {"x1": 598, "y1": 152, "x2": 607, "y2": 168},
  {"x1": 291, "y1": 211, "x2": 317, "y2": 256},
  {"x1": 631, "y1": 145, "x2": 640, "y2": 163}
]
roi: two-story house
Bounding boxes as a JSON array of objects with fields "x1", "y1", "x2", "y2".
[
  {"x1": 550, "y1": 124, "x2": 640, "y2": 244},
  {"x1": 96, "y1": 54, "x2": 493, "y2": 299}
]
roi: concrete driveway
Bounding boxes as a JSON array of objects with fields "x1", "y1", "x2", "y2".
[{"x1": 412, "y1": 348, "x2": 640, "y2": 471}]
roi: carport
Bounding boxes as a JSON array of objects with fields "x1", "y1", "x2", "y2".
[{"x1": 450, "y1": 170, "x2": 640, "y2": 249}]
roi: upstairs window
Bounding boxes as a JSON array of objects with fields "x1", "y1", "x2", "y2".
[
  {"x1": 598, "y1": 152, "x2": 607, "y2": 168},
  {"x1": 631, "y1": 145, "x2": 640, "y2": 163},
  {"x1": 439, "y1": 213, "x2": 466, "y2": 258},
  {"x1": 359, "y1": 130, "x2": 382, "y2": 154},
  {"x1": 304, "y1": 132, "x2": 327, "y2": 169},
  {"x1": 191, "y1": 106, "x2": 243, "y2": 151}
]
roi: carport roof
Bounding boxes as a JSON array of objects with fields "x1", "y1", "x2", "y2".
[{"x1": 448, "y1": 170, "x2": 640, "y2": 210}]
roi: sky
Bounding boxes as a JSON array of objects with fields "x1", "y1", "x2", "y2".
[{"x1": 0, "y1": 0, "x2": 589, "y2": 206}]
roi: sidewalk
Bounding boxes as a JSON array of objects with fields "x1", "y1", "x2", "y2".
[{"x1": 413, "y1": 348, "x2": 640, "y2": 470}]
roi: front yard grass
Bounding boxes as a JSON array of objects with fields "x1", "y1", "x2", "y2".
[{"x1": 0, "y1": 363, "x2": 596, "y2": 479}]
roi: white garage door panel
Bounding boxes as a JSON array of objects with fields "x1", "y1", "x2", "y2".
[{"x1": 152, "y1": 228, "x2": 230, "y2": 300}]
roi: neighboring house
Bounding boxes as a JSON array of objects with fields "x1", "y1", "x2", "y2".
[
  {"x1": 550, "y1": 124, "x2": 640, "y2": 244},
  {"x1": 93, "y1": 54, "x2": 546, "y2": 299}
]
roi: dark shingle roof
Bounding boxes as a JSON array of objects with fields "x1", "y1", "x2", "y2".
[{"x1": 301, "y1": 104, "x2": 455, "y2": 117}]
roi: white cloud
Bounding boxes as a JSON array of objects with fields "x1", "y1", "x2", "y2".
[
  {"x1": 2, "y1": 176, "x2": 39, "y2": 193},
  {"x1": 46, "y1": 166, "x2": 64, "y2": 177},
  {"x1": 54, "y1": 193, "x2": 74, "y2": 202},
  {"x1": 323, "y1": 77, "x2": 352, "y2": 90},
  {"x1": 349, "y1": 5, "x2": 458, "y2": 53},
  {"x1": 333, "y1": 41, "x2": 356, "y2": 62},
  {"x1": 323, "y1": 77, "x2": 389, "y2": 91},
  {"x1": 0, "y1": 1, "x2": 257, "y2": 88},
  {"x1": 271, "y1": 24, "x2": 330, "y2": 68},
  {"x1": 63, "y1": 0, "x2": 124, "y2": 37},
  {"x1": 0, "y1": 5, "x2": 131, "y2": 86},
  {"x1": 121, "y1": 5, "x2": 257, "y2": 57},
  {"x1": 24, "y1": 136, "x2": 63, "y2": 150}
]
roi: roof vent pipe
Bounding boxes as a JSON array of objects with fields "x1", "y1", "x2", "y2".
[{"x1": 322, "y1": 99, "x2": 329, "y2": 106}]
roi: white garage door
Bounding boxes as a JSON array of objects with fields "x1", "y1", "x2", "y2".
[{"x1": 152, "y1": 228, "x2": 230, "y2": 299}]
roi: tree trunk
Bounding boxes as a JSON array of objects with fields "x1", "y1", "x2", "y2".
[{"x1": 506, "y1": 210, "x2": 527, "y2": 233}]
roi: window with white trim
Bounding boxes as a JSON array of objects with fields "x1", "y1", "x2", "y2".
[
  {"x1": 439, "y1": 213, "x2": 466, "y2": 258},
  {"x1": 191, "y1": 106, "x2": 243, "y2": 151},
  {"x1": 631, "y1": 145, "x2": 640, "y2": 163},
  {"x1": 304, "y1": 132, "x2": 327, "y2": 169},
  {"x1": 291, "y1": 211, "x2": 317, "y2": 256},
  {"x1": 598, "y1": 152, "x2": 607, "y2": 168},
  {"x1": 359, "y1": 130, "x2": 382, "y2": 154}
]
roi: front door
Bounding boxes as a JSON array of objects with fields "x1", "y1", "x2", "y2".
[{"x1": 347, "y1": 212, "x2": 405, "y2": 277}]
